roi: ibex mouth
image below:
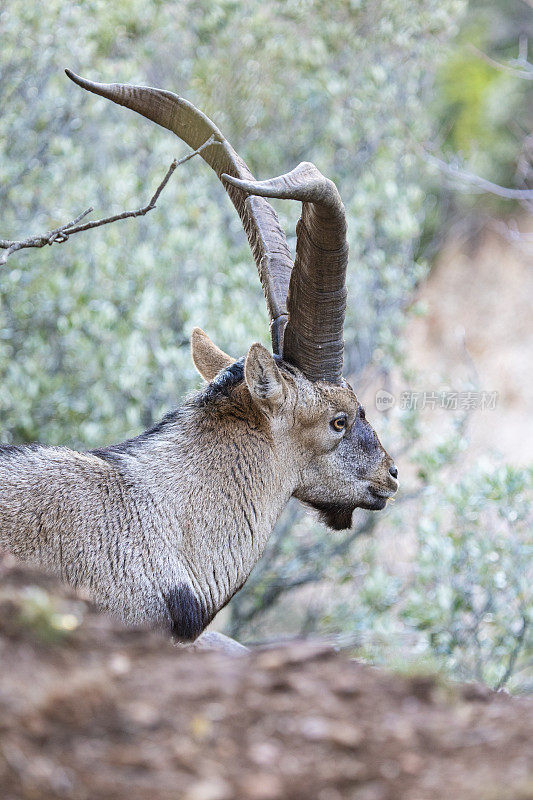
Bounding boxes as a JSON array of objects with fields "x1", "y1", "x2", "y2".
[
  {"x1": 362, "y1": 493, "x2": 387, "y2": 511},
  {"x1": 362, "y1": 484, "x2": 396, "y2": 511},
  {"x1": 369, "y1": 485, "x2": 395, "y2": 498},
  {"x1": 309, "y1": 482, "x2": 396, "y2": 529}
]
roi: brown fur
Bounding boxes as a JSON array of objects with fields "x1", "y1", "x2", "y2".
[
  {"x1": 191, "y1": 327, "x2": 234, "y2": 379},
  {"x1": 0, "y1": 334, "x2": 397, "y2": 638}
]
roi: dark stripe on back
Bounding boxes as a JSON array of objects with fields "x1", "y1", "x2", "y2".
[
  {"x1": 0, "y1": 443, "x2": 41, "y2": 459},
  {"x1": 193, "y1": 358, "x2": 246, "y2": 407}
]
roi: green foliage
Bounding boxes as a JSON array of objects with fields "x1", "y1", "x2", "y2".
[
  {"x1": 433, "y1": 0, "x2": 533, "y2": 200},
  {"x1": 229, "y1": 388, "x2": 532, "y2": 691},
  {"x1": 437, "y1": 41, "x2": 525, "y2": 188},
  {"x1": 324, "y1": 462, "x2": 532, "y2": 692},
  {"x1": 0, "y1": 586, "x2": 81, "y2": 643},
  {"x1": 440, "y1": 49, "x2": 506, "y2": 154},
  {"x1": 403, "y1": 465, "x2": 532, "y2": 690},
  {"x1": 5, "y1": 0, "x2": 530, "y2": 693},
  {"x1": 1, "y1": 0, "x2": 465, "y2": 447}
]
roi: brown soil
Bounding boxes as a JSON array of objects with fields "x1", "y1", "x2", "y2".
[{"x1": 1, "y1": 556, "x2": 532, "y2": 800}]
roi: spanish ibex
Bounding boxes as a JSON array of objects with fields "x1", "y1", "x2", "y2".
[{"x1": 0, "y1": 72, "x2": 398, "y2": 640}]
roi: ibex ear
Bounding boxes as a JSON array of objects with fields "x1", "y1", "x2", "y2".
[
  {"x1": 191, "y1": 328, "x2": 235, "y2": 382},
  {"x1": 244, "y1": 343, "x2": 284, "y2": 410}
]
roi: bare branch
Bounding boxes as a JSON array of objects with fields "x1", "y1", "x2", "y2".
[
  {"x1": 0, "y1": 136, "x2": 219, "y2": 267},
  {"x1": 227, "y1": 512, "x2": 379, "y2": 637},
  {"x1": 424, "y1": 151, "x2": 533, "y2": 202},
  {"x1": 468, "y1": 43, "x2": 533, "y2": 81},
  {"x1": 519, "y1": 34, "x2": 530, "y2": 63},
  {"x1": 0, "y1": 208, "x2": 93, "y2": 266},
  {"x1": 494, "y1": 615, "x2": 529, "y2": 691}
]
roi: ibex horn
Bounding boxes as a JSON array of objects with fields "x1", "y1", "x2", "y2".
[
  {"x1": 222, "y1": 162, "x2": 348, "y2": 384},
  {"x1": 65, "y1": 70, "x2": 293, "y2": 355}
]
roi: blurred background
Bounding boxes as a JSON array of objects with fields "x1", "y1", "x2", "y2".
[{"x1": 1, "y1": 0, "x2": 531, "y2": 691}]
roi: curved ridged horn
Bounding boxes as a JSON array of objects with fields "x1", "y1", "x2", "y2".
[
  {"x1": 222, "y1": 162, "x2": 348, "y2": 384},
  {"x1": 65, "y1": 70, "x2": 293, "y2": 355}
]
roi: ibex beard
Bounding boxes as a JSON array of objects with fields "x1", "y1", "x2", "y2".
[
  {"x1": 0, "y1": 331, "x2": 398, "y2": 641},
  {"x1": 0, "y1": 72, "x2": 398, "y2": 641}
]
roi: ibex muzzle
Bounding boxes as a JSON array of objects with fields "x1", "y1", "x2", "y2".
[{"x1": 0, "y1": 72, "x2": 398, "y2": 639}]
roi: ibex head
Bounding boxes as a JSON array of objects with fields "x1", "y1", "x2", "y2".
[
  {"x1": 66, "y1": 71, "x2": 398, "y2": 532},
  {"x1": 191, "y1": 330, "x2": 396, "y2": 531}
]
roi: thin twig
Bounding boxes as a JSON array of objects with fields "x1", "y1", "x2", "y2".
[
  {"x1": 519, "y1": 34, "x2": 529, "y2": 64},
  {"x1": 228, "y1": 513, "x2": 378, "y2": 635},
  {"x1": 0, "y1": 208, "x2": 93, "y2": 266},
  {"x1": 424, "y1": 151, "x2": 533, "y2": 201},
  {"x1": 495, "y1": 615, "x2": 529, "y2": 691},
  {"x1": 0, "y1": 135, "x2": 219, "y2": 266},
  {"x1": 468, "y1": 43, "x2": 533, "y2": 81}
]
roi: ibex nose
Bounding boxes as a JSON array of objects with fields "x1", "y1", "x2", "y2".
[{"x1": 389, "y1": 465, "x2": 398, "y2": 480}]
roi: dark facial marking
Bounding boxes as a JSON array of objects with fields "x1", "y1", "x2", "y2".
[{"x1": 348, "y1": 414, "x2": 383, "y2": 478}]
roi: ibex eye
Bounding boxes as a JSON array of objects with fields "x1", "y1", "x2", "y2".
[{"x1": 331, "y1": 415, "x2": 347, "y2": 432}]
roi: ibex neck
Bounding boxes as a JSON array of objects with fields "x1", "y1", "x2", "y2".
[{"x1": 112, "y1": 403, "x2": 295, "y2": 619}]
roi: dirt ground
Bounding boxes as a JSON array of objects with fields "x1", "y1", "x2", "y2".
[
  {"x1": 1, "y1": 556, "x2": 531, "y2": 800},
  {"x1": 1, "y1": 219, "x2": 532, "y2": 800}
]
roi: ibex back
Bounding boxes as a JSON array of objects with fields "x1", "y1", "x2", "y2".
[{"x1": 0, "y1": 72, "x2": 398, "y2": 640}]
